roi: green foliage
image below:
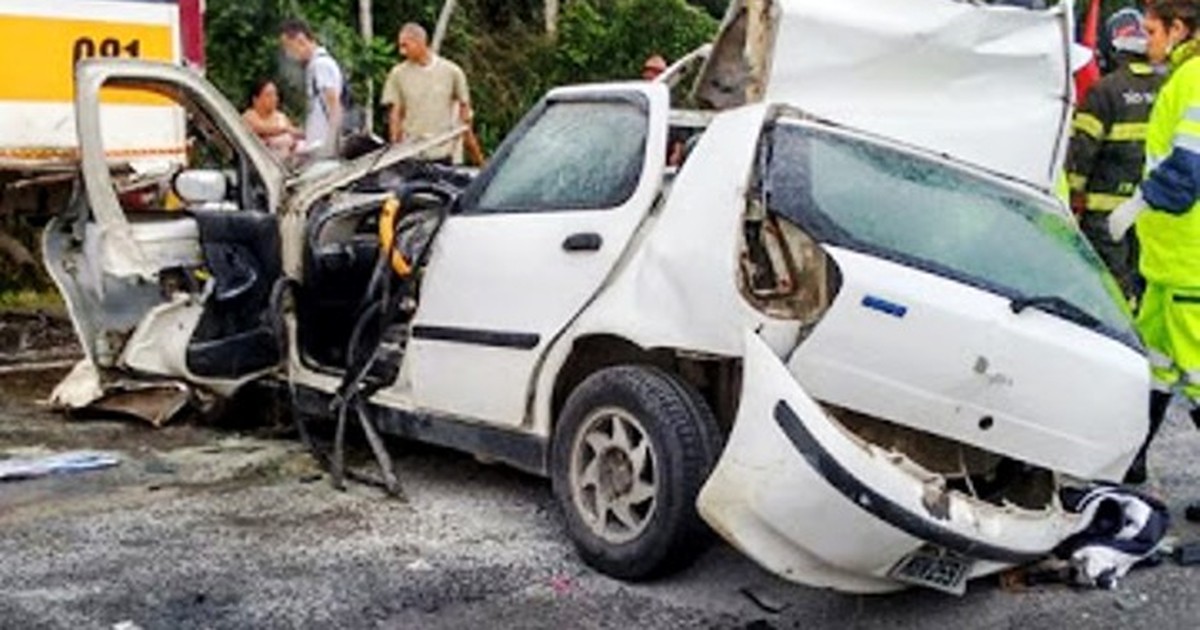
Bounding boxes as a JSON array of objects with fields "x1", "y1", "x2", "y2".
[
  {"x1": 204, "y1": 0, "x2": 718, "y2": 151},
  {"x1": 204, "y1": 0, "x2": 284, "y2": 111},
  {"x1": 0, "y1": 289, "x2": 63, "y2": 313},
  {"x1": 554, "y1": 0, "x2": 718, "y2": 83},
  {"x1": 204, "y1": 0, "x2": 396, "y2": 117}
]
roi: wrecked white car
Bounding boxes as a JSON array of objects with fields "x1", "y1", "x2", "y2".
[{"x1": 45, "y1": 0, "x2": 1150, "y2": 594}]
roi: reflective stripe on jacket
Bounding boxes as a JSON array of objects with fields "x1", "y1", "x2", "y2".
[
  {"x1": 1138, "y1": 42, "x2": 1200, "y2": 286},
  {"x1": 1067, "y1": 58, "x2": 1163, "y2": 213}
]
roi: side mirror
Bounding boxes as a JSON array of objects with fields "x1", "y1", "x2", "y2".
[{"x1": 173, "y1": 170, "x2": 228, "y2": 205}]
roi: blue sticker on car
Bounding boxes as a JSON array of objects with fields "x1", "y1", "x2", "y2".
[{"x1": 861, "y1": 295, "x2": 908, "y2": 319}]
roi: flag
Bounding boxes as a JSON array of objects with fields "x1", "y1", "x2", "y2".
[{"x1": 1076, "y1": 0, "x2": 1102, "y2": 103}]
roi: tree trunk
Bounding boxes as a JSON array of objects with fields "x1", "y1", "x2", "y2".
[
  {"x1": 433, "y1": 0, "x2": 457, "y2": 53},
  {"x1": 358, "y1": 0, "x2": 375, "y2": 133},
  {"x1": 545, "y1": 0, "x2": 559, "y2": 36}
]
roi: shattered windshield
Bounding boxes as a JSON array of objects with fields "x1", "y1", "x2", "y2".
[
  {"x1": 468, "y1": 98, "x2": 648, "y2": 213},
  {"x1": 764, "y1": 121, "x2": 1136, "y2": 346}
]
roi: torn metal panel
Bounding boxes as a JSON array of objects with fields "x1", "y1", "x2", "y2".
[
  {"x1": 87, "y1": 382, "x2": 192, "y2": 427},
  {"x1": 693, "y1": 0, "x2": 757, "y2": 111},
  {"x1": 42, "y1": 214, "x2": 167, "y2": 367},
  {"x1": 769, "y1": 0, "x2": 1071, "y2": 188},
  {"x1": 696, "y1": 0, "x2": 1072, "y2": 188},
  {"x1": 50, "y1": 359, "x2": 105, "y2": 409},
  {"x1": 49, "y1": 358, "x2": 193, "y2": 427}
]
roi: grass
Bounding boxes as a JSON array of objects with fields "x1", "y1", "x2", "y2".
[{"x1": 0, "y1": 289, "x2": 65, "y2": 314}]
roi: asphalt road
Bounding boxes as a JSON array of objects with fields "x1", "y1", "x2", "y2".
[{"x1": 2, "y1": 367, "x2": 1200, "y2": 630}]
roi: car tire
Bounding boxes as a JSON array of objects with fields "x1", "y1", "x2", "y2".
[{"x1": 550, "y1": 365, "x2": 724, "y2": 581}]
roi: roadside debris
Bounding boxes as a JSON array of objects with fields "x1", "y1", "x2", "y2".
[
  {"x1": 405, "y1": 558, "x2": 433, "y2": 572},
  {"x1": 84, "y1": 384, "x2": 193, "y2": 428},
  {"x1": 1114, "y1": 592, "x2": 1150, "y2": 612},
  {"x1": 999, "y1": 487, "x2": 1171, "y2": 593},
  {"x1": 1173, "y1": 542, "x2": 1200, "y2": 566},
  {"x1": 0, "y1": 450, "x2": 119, "y2": 481},
  {"x1": 998, "y1": 562, "x2": 1074, "y2": 591},
  {"x1": 51, "y1": 360, "x2": 193, "y2": 427},
  {"x1": 1055, "y1": 486, "x2": 1170, "y2": 590},
  {"x1": 0, "y1": 359, "x2": 77, "y2": 377},
  {"x1": 739, "y1": 585, "x2": 790, "y2": 615}
]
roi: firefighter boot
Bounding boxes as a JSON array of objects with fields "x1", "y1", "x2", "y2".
[{"x1": 1124, "y1": 391, "x2": 1172, "y2": 485}]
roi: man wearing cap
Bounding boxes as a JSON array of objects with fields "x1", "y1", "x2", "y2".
[{"x1": 1066, "y1": 8, "x2": 1166, "y2": 299}]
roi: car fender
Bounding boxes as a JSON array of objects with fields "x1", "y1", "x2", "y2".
[{"x1": 529, "y1": 103, "x2": 787, "y2": 437}]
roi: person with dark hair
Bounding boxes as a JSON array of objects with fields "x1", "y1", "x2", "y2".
[
  {"x1": 279, "y1": 18, "x2": 343, "y2": 159},
  {"x1": 242, "y1": 78, "x2": 300, "y2": 159},
  {"x1": 1107, "y1": 0, "x2": 1200, "y2": 489},
  {"x1": 642, "y1": 54, "x2": 668, "y2": 81}
]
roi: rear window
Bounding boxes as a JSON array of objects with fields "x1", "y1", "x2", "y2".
[{"x1": 763, "y1": 121, "x2": 1135, "y2": 345}]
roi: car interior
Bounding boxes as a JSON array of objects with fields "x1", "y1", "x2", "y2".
[
  {"x1": 101, "y1": 80, "x2": 281, "y2": 379},
  {"x1": 297, "y1": 161, "x2": 469, "y2": 373}
]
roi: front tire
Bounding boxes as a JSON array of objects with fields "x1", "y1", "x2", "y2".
[{"x1": 550, "y1": 365, "x2": 723, "y2": 580}]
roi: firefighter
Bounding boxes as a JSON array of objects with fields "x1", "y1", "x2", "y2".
[
  {"x1": 1067, "y1": 8, "x2": 1165, "y2": 299},
  {"x1": 1108, "y1": 0, "x2": 1200, "y2": 485}
]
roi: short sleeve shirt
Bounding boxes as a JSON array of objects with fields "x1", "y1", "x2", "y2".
[
  {"x1": 305, "y1": 47, "x2": 343, "y2": 155},
  {"x1": 381, "y1": 56, "x2": 470, "y2": 160}
]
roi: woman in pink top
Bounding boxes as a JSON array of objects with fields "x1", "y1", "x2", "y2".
[{"x1": 242, "y1": 79, "x2": 301, "y2": 159}]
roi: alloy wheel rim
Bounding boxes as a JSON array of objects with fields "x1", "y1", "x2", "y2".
[{"x1": 569, "y1": 407, "x2": 658, "y2": 544}]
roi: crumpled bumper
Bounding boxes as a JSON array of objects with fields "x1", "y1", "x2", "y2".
[{"x1": 697, "y1": 332, "x2": 1083, "y2": 593}]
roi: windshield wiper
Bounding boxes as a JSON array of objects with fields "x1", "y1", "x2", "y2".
[{"x1": 1010, "y1": 295, "x2": 1103, "y2": 330}]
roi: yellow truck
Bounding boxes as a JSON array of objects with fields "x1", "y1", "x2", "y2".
[{"x1": 0, "y1": 0, "x2": 203, "y2": 270}]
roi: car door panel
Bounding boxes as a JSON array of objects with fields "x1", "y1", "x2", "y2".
[
  {"x1": 407, "y1": 83, "x2": 669, "y2": 427},
  {"x1": 184, "y1": 209, "x2": 282, "y2": 378},
  {"x1": 45, "y1": 61, "x2": 285, "y2": 407}
]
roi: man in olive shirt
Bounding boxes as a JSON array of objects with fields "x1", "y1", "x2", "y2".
[{"x1": 382, "y1": 23, "x2": 473, "y2": 163}]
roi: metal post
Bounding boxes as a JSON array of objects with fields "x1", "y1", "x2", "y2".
[
  {"x1": 358, "y1": 0, "x2": 375, "y2": 133},
  {"x1": 433, "y1": 0, "x2": 457, "y2": 54},
  {"x1": 545, "y1": 0, "x2": 559, "y2": 36}
]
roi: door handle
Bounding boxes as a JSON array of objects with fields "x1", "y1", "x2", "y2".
[{"x1": 563, "y1": 232, "x2": 603, "y2": 252}]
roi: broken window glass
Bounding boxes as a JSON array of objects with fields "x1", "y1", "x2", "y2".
[
  {"x1": 765, "y1": 121, "x2": 1134, "y2": 344},
  {"x1": 471, "y1": 99, "x2": 647, "y2": 213}
]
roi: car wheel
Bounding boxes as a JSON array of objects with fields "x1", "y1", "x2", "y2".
[{"x1": 551, "y1": 365, "x2": 723, "y2": 580}]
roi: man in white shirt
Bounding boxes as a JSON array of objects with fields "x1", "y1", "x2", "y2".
[{"x1": 279, "y1": 18, "x2": 343, "y2": 159}]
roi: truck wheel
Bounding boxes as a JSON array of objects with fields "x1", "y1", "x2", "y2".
[{"x1": 551, "y1": 365, "x2": 723, "y2": 580}]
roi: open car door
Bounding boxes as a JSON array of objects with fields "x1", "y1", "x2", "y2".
[{"x1": 44, "y1": 60, "x2": 286, "y2": 422}]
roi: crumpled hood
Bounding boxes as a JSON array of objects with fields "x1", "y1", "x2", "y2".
[
  {"x1": 698, "y1": 0, "x2": 1074, "y2": 190},
  {"x1": 766, "y1": 0, "x2": 1072, "y2": 189}
]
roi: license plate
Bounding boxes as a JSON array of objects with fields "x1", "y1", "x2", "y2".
[{"x1": 888, "y1": 547, "x2": 974, "y2": 595}]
